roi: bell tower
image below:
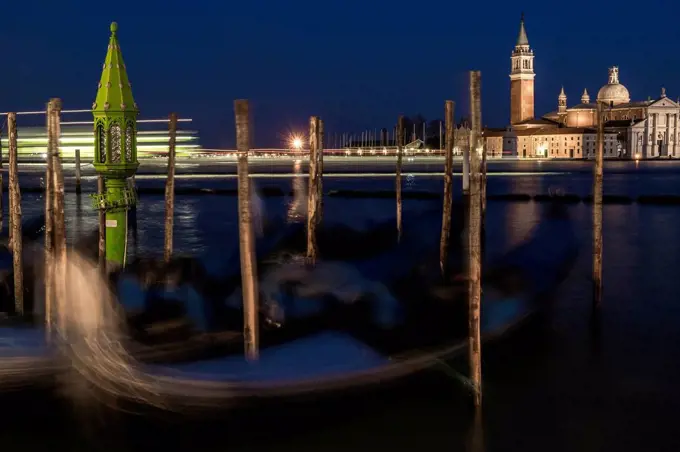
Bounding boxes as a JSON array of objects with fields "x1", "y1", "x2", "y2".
[
  {"x1": 510, "y1": 13, "x2": 535, "y2": 124},
  {"x1": 557, "y1": 86, "x2": 567, "y2": 124}
]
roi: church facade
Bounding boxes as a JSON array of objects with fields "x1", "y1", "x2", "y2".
[{"x1": 492, "y1": 14, "x2": 680, "y2": 159}]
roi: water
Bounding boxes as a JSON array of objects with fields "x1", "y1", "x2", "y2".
[{"x1": 4, "y1": 159, "x2": 680, "y2": 451}]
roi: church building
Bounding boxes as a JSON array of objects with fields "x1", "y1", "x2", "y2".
[{"x1": 498, "y1": 14, "x2": 680, "y2": 159}]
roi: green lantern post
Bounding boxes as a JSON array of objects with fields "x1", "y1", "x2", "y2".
[{"x1": 91, "y1": 22, "x2": 139, "y2": 269}]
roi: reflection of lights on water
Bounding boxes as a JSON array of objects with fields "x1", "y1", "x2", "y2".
[
  {"x1": 405, "y1": 173, "x2": 416, "y2": 188},
  {"x1": 288, "y1": 160, "x2": 306, "y2": 222}
]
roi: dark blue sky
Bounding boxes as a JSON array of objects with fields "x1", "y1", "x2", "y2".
[{"x1": 1, "y1": 2, "x2": 677, "y2": 148}]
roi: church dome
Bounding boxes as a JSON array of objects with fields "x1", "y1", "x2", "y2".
[{"x1": 597, "y1": 67, "x2": 630, "y2": 105}]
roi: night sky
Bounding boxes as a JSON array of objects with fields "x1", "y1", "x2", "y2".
[{"x1": 1, "y1": 1, "x2": 677, "y2": 148}]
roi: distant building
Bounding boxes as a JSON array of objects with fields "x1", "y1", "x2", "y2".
[
  {"x1": 481, "y1": 128, "x2": 515, "y2": 158},
  {"x1": 455, "y1": 123, "x2": 516, "y2": 159},
  {"x1": 505, "y1": 14, "x2": 680, "y2": 159}
]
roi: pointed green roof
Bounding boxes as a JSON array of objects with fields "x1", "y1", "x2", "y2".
[
  {"x1": 93, "y1": 22, "x2": 138, "y2": 115},
  {"x1": 516, "y1": 13, "x2": 529, "y2": 46}
]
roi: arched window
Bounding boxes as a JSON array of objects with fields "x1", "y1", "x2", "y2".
[
  {"x1": 97, "y1": 123, "x2": 106, "y2": 163},
  {"x1": 125, "y1": 122, "x2": 134, "y2": 162},
  {"x1": 110, "y1": 122, "x2": 121, "y2": 163}
]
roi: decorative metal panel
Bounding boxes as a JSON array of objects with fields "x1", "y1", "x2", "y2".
[
  {"x1": 125, "y1": 123, "x2": 133, "y2": 162},
  {"x1": 97, "y1": 124, "x2": 106, "y2": 163},
  {"x1": 110, "y1": 122, "x2": 121, "y2": 163}
]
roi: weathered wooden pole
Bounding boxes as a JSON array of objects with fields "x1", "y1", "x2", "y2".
[
  {"x1": 468, "y1": 70, "x2": 483, "y2": 408},
  {"x1": 467, "y1": 409, "x2": 485, "y2": 452},
  {"x1": 0, "y1": 129, "x2": 4, "y2": 225},
  {"x1": 8, "y1": 113, "x2": 23, "y2": 315},
  {"x1": 306, "y1": 116, "x2": 320, "y2": 262},
  {"x1": 234, "y1": 100, "x2": 259, "y2": 360},
  {"x1": 317, "y1": 119, "x2": 324, "y2": 224},
  {"x1": 396, "y1": 116, "x2": 404, "y2": 241},
  {"x1": 593, "y1": 102, "x2": 604, "y2": 309},
  {"x1": 481, "y1": 132, "x2": 487, "y2": 228},
  {"x1": 74, "y1": 148, "x2": 82, "y2": 194},
  {"x1": 44, "y1": 101, "x2": 55, "y2": 331},
  {"x1": 164, "y1": 113, "x2": 177, "y2": 263},
  {"x1": 45, "y1": 101, "x2": 55, "y2": 256},
  {"x1": 463, "y1": 125, "x2": 471, "y2": 195},
  {"x1": 50, "y1": 99, "x2": 67, "y2": 333},
  {"x1": 440, "y1": 101, "x2": 455, "y2": 277},
  {"x1": 97, "y1": 176, "x2": 106, "y2": 274},
  {"x1": 7, "y1": 137, "x2": 13, "y2": 246}
]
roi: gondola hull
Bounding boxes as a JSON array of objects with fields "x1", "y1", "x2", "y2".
[{"x1": 98, "y1": 204, "x2": 578, "y2": 411}]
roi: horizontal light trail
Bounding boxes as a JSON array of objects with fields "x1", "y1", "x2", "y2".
[
  {"x1": 51, "y1": 171, "x2": 566, "y2": 180},
  {"x1": 0, "y1": 109, "x2": 92, "y2": 116},
  {"x1": 60, "y1": 119, "x2": 193, "y2": 125}
]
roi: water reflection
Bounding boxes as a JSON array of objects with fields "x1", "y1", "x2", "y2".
[
  {"x1": 287, "y1": 160, "x2": 306, "y2": 223},
  {"x1": 466, "y1": 410, "x2": 485, "y2": 452},
  {"x1": 74, "y1": 192, "x2": 83, "y2": 246},
  {"x1": 7, "y1": 163, "x2": 680, "y2": 450},
  {"x1": 503, "y1": 201, "x2": 541, "y2": 249}
]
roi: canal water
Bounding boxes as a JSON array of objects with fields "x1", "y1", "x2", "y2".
[{"x1": 3, "y1": 159, "x2": 680, "y2": 451}]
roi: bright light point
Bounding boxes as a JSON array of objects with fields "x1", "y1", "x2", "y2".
[{"x1": 292, "y1": 137, "x2": 302, "y2": 149}]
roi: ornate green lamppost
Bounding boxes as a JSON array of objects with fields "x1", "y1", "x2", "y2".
[{"x1": 91, "y1": 22, "x2": 139, "y2": 269}]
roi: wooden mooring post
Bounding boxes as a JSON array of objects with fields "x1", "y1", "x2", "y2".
[
  {"x1": 8, "y1": 113, "x2": 23, "y2": 315},
  {"x1": 468, "y1": 70, "x2": 483, "y2": 408},
  {"x1": 307, "y1": 116, "x2": 320, "y2": 262},
  {"x1": 0, "y1": 128, "x2": 4, "y2": 225},
  {"x1": 164, "y1": 113, "x2": 178, "y2": 263},
  {"x1": 463, "y1": 122, "x2": 471, "y2": 195},
  {"x1": 317, "y1": 119, "x2": 324, "y2": 224},
  {"x1": 396, "y1": 115, "x2": 404, "y2": 241},
  {"x1": 593, "y1": 102, "x2": 604, "y2": 309},
  {"x1": 440, "y1": 101, "x2": 455, "y2": 277},
  {"x1": 481, "y1": 133, "x2": 487, "y2": 228},
  {"x1": 234, "y1": 99, "x2": 259, "y2": 360},
  {"x1": 44, "y1": 101, "x2": 55, "y2": 331},
  {"x1": 97, "y1": 176, "x2": 106, "y2": 275},
  {"x1": 50, "y1": 99, "x2": 66, "y2": 334},
  {"x1": 74, "y1": 148, "x2": 82, "y2": 194}
]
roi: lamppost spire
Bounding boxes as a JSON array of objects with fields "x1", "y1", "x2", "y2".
[{"x1": 91, "y1": 22, "x2": 140, "y2": 269}]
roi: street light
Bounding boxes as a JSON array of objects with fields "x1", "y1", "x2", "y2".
[{"x1": 292, "y1": 137, "x2": 302, "y2": 150}]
